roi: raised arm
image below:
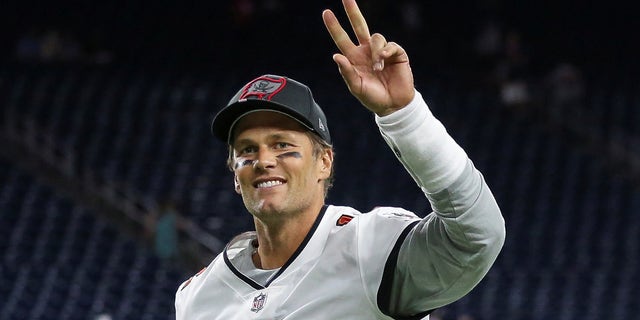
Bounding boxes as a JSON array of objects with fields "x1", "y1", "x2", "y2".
[{"x1": 323, "y1": 1, "x2": 506, "y2": 317}]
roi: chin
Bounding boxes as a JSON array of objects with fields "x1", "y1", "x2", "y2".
[{"x1": 250, "y1": 199, "x2": 282, "y2": 215}]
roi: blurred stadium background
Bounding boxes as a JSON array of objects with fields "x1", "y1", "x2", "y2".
[{"x1": 1, "y1": 0, "x2": 638, "y2": 319}]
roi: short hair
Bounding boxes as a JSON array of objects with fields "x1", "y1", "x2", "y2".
[{"x1": 226, "y1": 131, "x2": 335, "y2": 198}]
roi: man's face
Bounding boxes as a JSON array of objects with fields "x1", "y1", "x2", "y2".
[{"x1": 230, "y1": 111, "x2": 332, "y2": 220}]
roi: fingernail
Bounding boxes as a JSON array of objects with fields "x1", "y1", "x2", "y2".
[{"x1": 373, "y1": 61, "x2": 383, "y2": 71}]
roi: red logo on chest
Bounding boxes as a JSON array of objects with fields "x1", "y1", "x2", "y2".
[{"x1": 336, "y1": 214, "x2": 354, "y2": 226}]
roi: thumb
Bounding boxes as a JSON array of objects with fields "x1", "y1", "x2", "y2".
[{"x1": 333, "y1": 54, "x2": 361, "y2": 95}]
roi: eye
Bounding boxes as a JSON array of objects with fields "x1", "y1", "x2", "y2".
[
  {"x1": 275, "y1": 142, "x2": 292, "y2": 149},
  {"x1": 237, "y1": 145, "x2": 258, "y2": 155}
]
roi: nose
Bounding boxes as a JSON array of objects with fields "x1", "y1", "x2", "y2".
[{"x1": 253, "y1": 148, "x2": 277, "y2": 170}]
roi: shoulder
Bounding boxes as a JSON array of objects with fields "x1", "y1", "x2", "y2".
[
  {"x1": 175, "y1": 254, "x2": 221, "y2": 300},
  {"x1": 324, "y1": 205, "x2": 362, "y2": 227},
  {"x1": 326, "y1": 205, "x2": 420, "y2": 238},
  {"x1": 367, "y1": 206, "x2": 421, "y2": 221},
  {"x1": 177, "y1": 265, "x2": 208, "y2": 294},
  {"x1": 326, "y1": 205, "x2": 420, "y2": 222}
]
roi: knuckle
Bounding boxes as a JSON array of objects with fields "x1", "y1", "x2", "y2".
[{"x1": 371, "y1": 33, "x2": 385, "y2": 41}]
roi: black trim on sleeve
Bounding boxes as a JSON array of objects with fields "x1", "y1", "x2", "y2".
[{"x1": 377, "y1": 221, "x2": 434, "y2": 319}]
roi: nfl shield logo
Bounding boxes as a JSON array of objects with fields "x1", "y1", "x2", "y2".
[{"x1": 251, "y1": 293, "x2": 267, "y2": 313}]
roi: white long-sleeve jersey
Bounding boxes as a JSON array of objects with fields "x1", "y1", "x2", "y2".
[{"x1": 175, "y1": 90, "x2": 506, "y2": 319}]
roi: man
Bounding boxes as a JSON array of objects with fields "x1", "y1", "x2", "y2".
[{"x1": 175, "y1": 0, "x2": 505, "y2": 319}]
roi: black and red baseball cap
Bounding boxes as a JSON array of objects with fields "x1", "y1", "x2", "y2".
[{"x1": 211, "y1": 75, "x2": 331, "y2": 144}]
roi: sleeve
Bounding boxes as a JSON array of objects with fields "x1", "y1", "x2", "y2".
[
  {"x1": 175, "y1": 270, "x2": 196, "y2": 320},
  {"x1": 374, "y1": 90, "x2": 506, "y2": 317},
  {"x1": 175, "y1": 283, "x2": 186, "y2": 320}
]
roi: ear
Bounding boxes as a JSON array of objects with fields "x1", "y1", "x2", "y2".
[
  {"x1": 317, "y1": 148, "x2": 334, "y2": 180},
  {"x1": 234, "y1": 175, "x2": 242, "y2": 194}
]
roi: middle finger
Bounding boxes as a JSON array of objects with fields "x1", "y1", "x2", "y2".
[{"x1": 343, "y1": 0, "x2": 371, "y2": 45}]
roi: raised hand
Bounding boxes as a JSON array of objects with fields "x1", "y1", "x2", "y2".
[{"x1": 322, "y1": 0, "x2": 415, "y2": 116}]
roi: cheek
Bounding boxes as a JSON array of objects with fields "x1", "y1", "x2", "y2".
[{"x1": 233, "y1": 166, "x2": 252, "y2": 186}]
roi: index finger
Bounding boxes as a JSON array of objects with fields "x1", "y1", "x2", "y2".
[
  {"x1": 322, "y1": 9, "x2": 357, "y2": 54},
  {"x1": 343, "y1": 0, "x2": 371, "y2": 45}
]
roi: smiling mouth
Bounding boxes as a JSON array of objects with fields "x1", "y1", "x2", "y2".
[{"x1": 255, "y1": 180, "x2": 285, "y2": 188}]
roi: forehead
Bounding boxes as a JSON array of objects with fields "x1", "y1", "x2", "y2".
[{"x1": 231, "y1": 111, "x2": 309, "y2": 143}]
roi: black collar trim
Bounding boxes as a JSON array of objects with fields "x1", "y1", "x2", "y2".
[
  {"x1": 223, "y1": 242, "x2": 264, "y2": 290},
  {"x1": 223, "y1": 205, "x2": 329, "y2": 289}
]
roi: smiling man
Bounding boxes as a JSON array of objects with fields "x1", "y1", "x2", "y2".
[{"x1": 174, "y1": 0, "x2": 505, "y2": 319}]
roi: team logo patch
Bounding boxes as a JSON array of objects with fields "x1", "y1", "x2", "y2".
[
  {"x1": 179, "y1": 267, "x2": 207, "y2": 291},
  {"x1": 336, "y1": 214, "x2": 354, "y2": 226},
  {"x1": 251, "y1": 292, "x2": 267, "y2": 313},
  {"x1": 240, "y1": 76, "x2": 286, "y2": 101}
]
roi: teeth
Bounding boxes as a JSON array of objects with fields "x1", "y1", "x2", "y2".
[{"x1": 257, "y1": 180, "x2": 283, "y2": 188}]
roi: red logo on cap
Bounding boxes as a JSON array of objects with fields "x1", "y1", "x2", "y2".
[{"x1": 240, "y1": 76, "x2": 287, "y2": 101}]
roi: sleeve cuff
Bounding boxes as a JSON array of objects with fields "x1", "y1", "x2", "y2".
[{"x1": 375, "y1": 89, "x2": 425, "y2": 131}]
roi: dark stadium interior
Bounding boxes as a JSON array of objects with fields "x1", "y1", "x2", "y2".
[{"x1": 1, "y1": 1, "x2": 639, "y2": 319}]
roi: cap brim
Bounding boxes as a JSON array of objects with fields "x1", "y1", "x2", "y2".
[{"x1": 211, "y1": 100, "x2": 315, "y2": 144}]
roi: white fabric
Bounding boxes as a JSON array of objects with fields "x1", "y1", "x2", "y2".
[
  {"x1": 175, "y1": 90, "x2": 505, "y2": 319},
  {"x1": 376, "y1": 90, "x2": 467, "y2": 194},
  {"x1": 175, "y1": 205, "x2": 420, "y2": 319}
]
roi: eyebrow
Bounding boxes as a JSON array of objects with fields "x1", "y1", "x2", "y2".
[{"x1": 233, "y1": 132, "x2": 299, "y2": 147}]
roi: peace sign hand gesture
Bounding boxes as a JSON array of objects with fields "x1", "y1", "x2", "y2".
[{"x1": 323, "y1": 0, "x2": 415, "y2": 116}]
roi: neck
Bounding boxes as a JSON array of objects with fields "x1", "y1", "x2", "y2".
[{"x1": 252, "y1": 203, "x2": 324, "y2": 270}]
